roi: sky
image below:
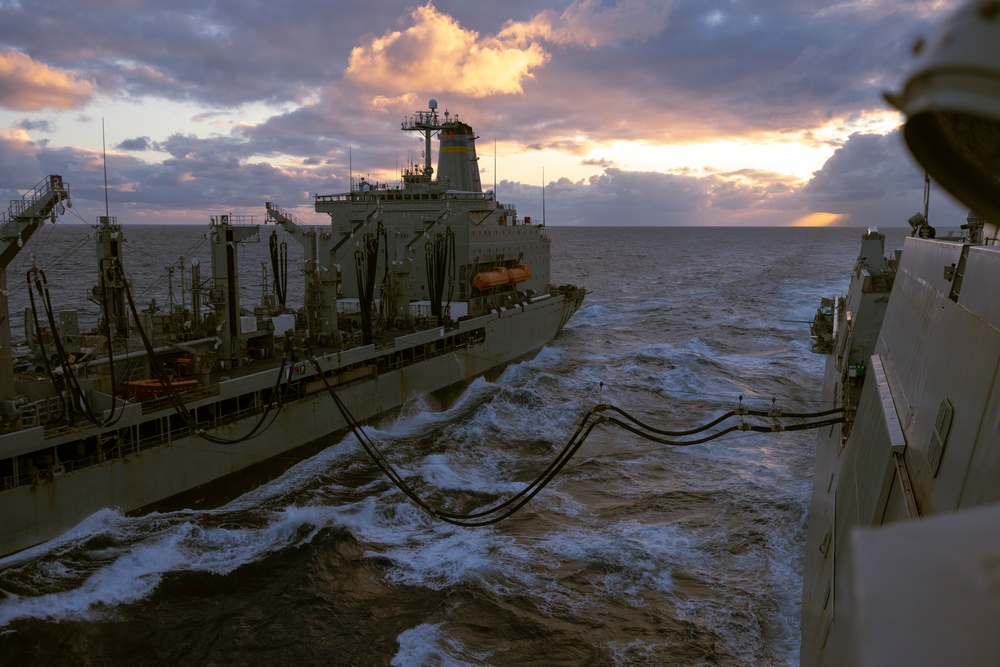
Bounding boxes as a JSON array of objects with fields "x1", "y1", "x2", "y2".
[{"x1": 0, "y1": 0, "x2": 971, "y2": 227}]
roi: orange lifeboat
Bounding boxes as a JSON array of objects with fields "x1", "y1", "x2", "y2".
[
  {"x1": 124, "y1": 378, "x2": 200, "y2": 400},
  {"x1": 472, "y1": 267, "x2": 509, "y2": 290},
  {"x1": 507, "y1": 264, "x2": 531, "y2": 284}
]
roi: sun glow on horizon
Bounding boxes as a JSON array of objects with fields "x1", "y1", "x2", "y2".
[
  {"x1": 791, "y1": 212, "x2": 846, "y2": 227},
  {"x1": 580, "y1": 138, "x2": 827, "y2": 181},
  {"x1": 473, "y1": 108, "x2": 909, "y2": 211}
]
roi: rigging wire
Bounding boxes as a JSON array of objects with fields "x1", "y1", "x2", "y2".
[
  {"x1": 7, "y1": 213, "x2": 210, "y2": 335},
  {"x1": 269, "y1": 229, "x2": 288, "y2": 309},
  {"x1": 425, "y1": 227, "x2": 455, "y2": 325},
  {"x1": 26, "y1": 266, "x2": 130, "y2": 427},
  {"x1": 354, "y1": 219, "x2": 386, "y2": 345},
  {"x1": 6, "y1": 222, "x2": 91, "y2": 299},
  {"x1": 24, "y1": 270, "x2": 64, "y2": 422},
  {"x1": 131, "y1": 234, "x2": 210, "y2": 304}
]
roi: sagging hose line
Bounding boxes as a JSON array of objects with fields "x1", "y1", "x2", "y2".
[
  {"x1": 26, "y1": 268, "x2": 64, "y2": 422},
  {"x1": 765, "y1": 407, "x2": 845, "y2": 419},
  {"x1": 603, "y1": 416, "x2": 846, "y2": 446},
  {"x1": 269, "y1": 230, "x2": 288, "y2": 309},
  {"x1": 604, "y1": 418, "x2": 740, "y2": 447},
  {"x1": 26, "y1": 266, "x2": 129, "y2": 428},
  {"x1": 596, "y1": 404, "x2": 846, "y2": 437},
  {"x1": 598, "y1": 404, "x2": 737, "y2": 437},
  {"x1": 306, "y1": 352, "x2": 846, "y2": 526},
  {"x1": 307, "y1": 349, "x2": 604, "y2": 526}
]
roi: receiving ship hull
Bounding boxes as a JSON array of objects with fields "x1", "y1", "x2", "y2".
[
  {"x1": 800, "y1": 232, "x2": 1000, "y2": 665},
  {"x1": 1, "y1": 289, "x2": 585, "y2": 558}
]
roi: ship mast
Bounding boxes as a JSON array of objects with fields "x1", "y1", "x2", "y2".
[
  {"x1": 93, "y1": 215, "x2": 129, "y2": 338},
  {"x1": 91, "y1": 125, "x2": 129, "y2": 340},
  {"x1": 400, "y1": 99, "x2": 482, "y2": 193},
  {"x1": 401, "y1": 98, "x2": 441, "y2": 178},
  {"x1": 208, "y1": 215, "x2": 260, "y2": 369}
]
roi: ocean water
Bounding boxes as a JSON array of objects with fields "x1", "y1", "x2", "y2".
[{"x1": 0, "y1": 224, "x2": 908, "y2": 665}]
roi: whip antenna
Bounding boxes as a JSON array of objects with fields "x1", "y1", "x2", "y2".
[{"x1": 102, "y1": 118, "x2": 110, "y2": 219}]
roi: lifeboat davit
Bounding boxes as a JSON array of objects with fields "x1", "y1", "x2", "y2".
[
  {"x1": 124, "y1": 378, "x2": 200, "y2": 400},
  {"x1": 472, "y1": 267, "x2": 509, "y2": 290}
]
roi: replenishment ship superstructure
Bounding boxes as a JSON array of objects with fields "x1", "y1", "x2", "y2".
[
  {"x1": 0, "y1": 101, "x2": 584, "y2": 558},
  {"x1": 800, "y1": 3, "x2": 1000, "y2": 664}
]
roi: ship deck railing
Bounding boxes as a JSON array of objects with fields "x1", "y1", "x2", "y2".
[
  {"x1": 3, "y1": 416, "x2": 220, "y2": 491},
  {"x1": 1, "y1": 175, "x2": 63, "y2": 232},
  {"x1": 316, "y1": 190, "x2": 490, "y2": 204},
  {"x1": 3, "y1": 319, "x2": 498, "y2": 492},
  {"x1": 2, "y1": 390, "x2": 275, "y2": 491},
  {"x1": 137, "y1": 384, "x2": 222, "y2": 414}
]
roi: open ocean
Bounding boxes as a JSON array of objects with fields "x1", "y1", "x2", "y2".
[{"x1": 0, "y1": 223, "x2": 909, "y2": 665}]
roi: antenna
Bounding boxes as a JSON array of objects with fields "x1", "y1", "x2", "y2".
[
  {"x1": 494, "y1": 138, "x2": 497, "y2": 197},
  {"x1": 923, "y1": 171, "x2": 930, "y2": 224},
  {"x1": 542, "y1": 166, "x2": 546, "y2": 227},
  {"x1": 102, "y1": 118, "x2": 110, "y2": 219}
]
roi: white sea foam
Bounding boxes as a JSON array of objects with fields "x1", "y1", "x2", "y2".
[
  {"x1": 0, "y1": 502, "x2": 341, "y2": 626},
  {"x1": 0, "y1": 527, "x2": 189, "y2": 625},
  {"x1": 566, "y1": 303, "x2": 614, "y2": 328},
  {"x1": 411, "y1": 453, "x2": 524, "y2": 496},
  {"x1": 379, "y1": 529, "x2": 503, "y2": 589},
  {"x1": 391, "y1": 623, "x2": 483, "y2": 667}
]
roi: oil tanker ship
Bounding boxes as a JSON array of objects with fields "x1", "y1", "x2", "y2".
[
  {"x1": 0, "y1": 101, "x2": 585, "y2": 558},
  {"x1": 800, "y1": 2, "x2": 1000, "y2": 664}
]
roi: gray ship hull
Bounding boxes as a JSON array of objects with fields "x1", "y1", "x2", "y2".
[
  {"x1": 800, "y1": 233, "x2": 1000, "y2": 665},
  {"x1": 2, "y1": 289, "x2": 584, "y2": 558}
]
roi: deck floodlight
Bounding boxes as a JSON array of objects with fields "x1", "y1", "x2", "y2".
[{"x1": 887, "y1": 0, "x2": 1000, "y2": 224}]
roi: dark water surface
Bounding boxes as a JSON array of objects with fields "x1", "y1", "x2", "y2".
[{"x1": 0, "y1": 224, "x2": 909, "y2": 665}]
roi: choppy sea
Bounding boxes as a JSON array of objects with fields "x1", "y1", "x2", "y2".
[{"x1": 0, "y1": 223, "x2": 909, "y2": 665}]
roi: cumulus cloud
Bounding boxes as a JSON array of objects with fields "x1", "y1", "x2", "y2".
[
  {"x1": 509, "y1": 141, "x2": 962, "y2": 227},
  {"x1": 16, "y1": 117, "x2": 56, "y2": 132},
  {"x1": 498, "y1": 0, "x2": 673, "y2": 48},
  {"x1": 0, "y1": 0, "x2": 968, "y2": 227},
  {"x1": 0, "y1": 129, "x2": 94, "y2": 205},
  {"x1": 802, "y1": 132, "x2": 919, "y2": 204},
  {"x1": 345, "y1": 0, "x2": 672, "y2": 101},
  {"x1": 708, "y1": 169, "x2": 801, "y2": 211},
  {"x1": 345, "y1": 3, "x2": 549, "y2": 98},
  {"x1": 508, "y1": 167, "x2": 812, "y2": 226},
  {"x1": 117, "y1": 136, "x2": 155, "y2": 151},
  {"x1": 581, "y1": 157, "x2": 615, "y2": 169},
  {"x1": 785, "y1": 129, "x2": 967, "y2": 226},
  {"x1": 0, "y1": 49, "x2": 94, "y2": 111}
]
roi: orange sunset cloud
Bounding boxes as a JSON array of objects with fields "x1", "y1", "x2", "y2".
[
  {"x1": 345, "y1": 3, "x2": 548, "y2": 97},
  {"x1": 0, "y1": 49, "x2": 95, "y2": 111}
]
